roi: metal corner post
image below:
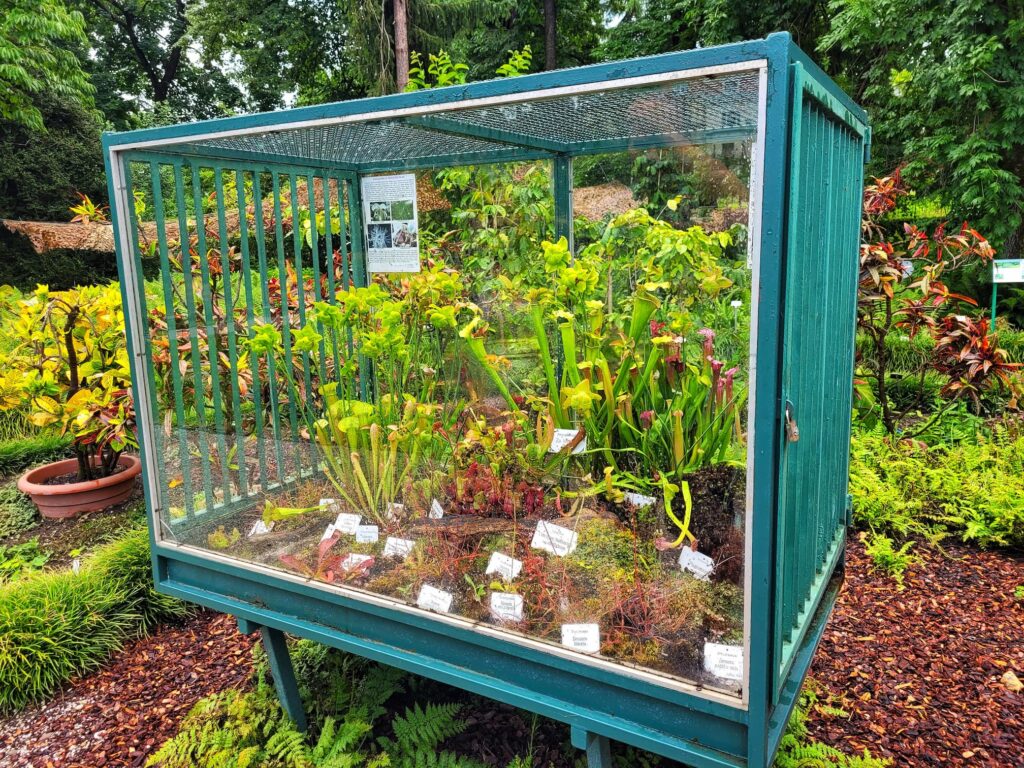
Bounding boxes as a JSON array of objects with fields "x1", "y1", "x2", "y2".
[
  {"x1": 238, "y1": 618, "x2": 308, "y2": 731},
  {"x1": 552, "y1": 154, "x2": 574, "y2": 252}
]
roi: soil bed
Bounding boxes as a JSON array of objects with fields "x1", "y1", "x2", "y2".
[{"x1": 0, "y1": 612, "x2": 255, "y2": 768}]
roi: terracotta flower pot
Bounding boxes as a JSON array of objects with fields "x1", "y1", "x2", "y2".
[{"x1": 18, "y1": 454, "x2": 142, "y2": 519}]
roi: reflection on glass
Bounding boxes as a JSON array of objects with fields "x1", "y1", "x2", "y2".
[{"x1": 139, "y1": 133, "x2": 754, "y2": 696}]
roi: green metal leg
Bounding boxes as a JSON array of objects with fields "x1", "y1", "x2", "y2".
[
  {"x1": 237, "y1": 617, "x2": 307, "y2": 731},
  {"x1": 571, "y1": 725, "x2": 613, "y2": 768}
]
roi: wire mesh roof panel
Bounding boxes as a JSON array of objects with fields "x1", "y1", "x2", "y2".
[{"x1": 183, "y1": 70, "x2": 760, "y2": 168}]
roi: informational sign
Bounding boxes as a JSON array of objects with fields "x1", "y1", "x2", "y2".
[
  {"x1": 417, "y1": 584, "x2": 453, "y2": 613},
  {"x1": 361, "y1": 173, "x2": 421, "y2": 273},
  {"x1": 490, "y1": 592, "x2": 524, "y2": 622},
  {"x1": 993, "y1": 259, "x2": 1024, "y2": 284},
  {"x1": 531, "y1": 520, "x2": 579, "y2": 557},
  {"x1": 561, "y1": 624, "x2": 601, "y2": 653}
]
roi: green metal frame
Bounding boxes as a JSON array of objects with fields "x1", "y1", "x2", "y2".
[{"x1": 104, "y1": 32, "x2": 867, "y2": 768}]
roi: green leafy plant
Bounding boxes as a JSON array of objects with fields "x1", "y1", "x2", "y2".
[
  {"x1": 0, "y1": 284, "x2": 136, "y2": 480},
  {"x1": 0, "y1": 537, "x2": 49, "y2": 581},
  {"x1": 0, "y1": 480, "x2": 39, "y2": 538},
  {"x1": 862, "y1": 532, "x2": 917, "y2": 587}
]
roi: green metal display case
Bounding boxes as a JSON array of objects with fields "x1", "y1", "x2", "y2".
[{"x1": 104, "y1": 32, "x2": 868, "y2": 768}]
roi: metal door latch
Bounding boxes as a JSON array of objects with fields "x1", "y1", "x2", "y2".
[{"x1": 784, "y1": 401, "x2": 800, "y2": 443}]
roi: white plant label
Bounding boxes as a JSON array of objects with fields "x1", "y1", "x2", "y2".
[
  {"x1": 416, "y1": 584, "x2": 453, "y2": 613},
  {"x1": 704, "y1": 642, "x2": 744, "y2": 681},
  {"x1": 340, "y1": 553, "x2": 373, "y2": 572},
  {"x1": 531, "y1": 520, "x2": 578, "y2": 557},
  {"x1": 678, "y1": 547, "x2": 715, "y2": 580},
  {"x1": 561, "y1": 624, "x2": 600, "y2": 654},
  {"x1": 548, "y1": 428, "x2": 587, "y2": 454},
  {"x1": 386, "y1": 502, "x2": 405, "y2": 521},
  {"x1": 355, "y1": 524, "x2": 379, "y2": 544},
  {"x1": 383, "y1": 536, "x2": 415, "y2": 558},
  {"x1": 320, "y1": 524, "x2": 337, "y2": 542},
  {"x1": 429, "y1": 498, "x2": 445, "y2": 519},
  {"x1": 334, "y1": 513, "x2": 361, "y2": 535},
  {"x1": 319, "y1": 498, "x2": 341, "y2": 514},
  {"x1": 485, "y1": 551, "x2": 523, "y2": 581},
  {"x1": 490, "y1": 592, "x2": 524, "y2": 622},
  {"x1": 623, "y1": 492, "x2": 656, "y2": 508},
  {"x1": 248, "y1": 519, "x2": 274, "y2": 536}
]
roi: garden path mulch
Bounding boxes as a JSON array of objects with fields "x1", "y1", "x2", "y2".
[
  {"x1": 0, "y1": 612, "x2": 255, "y2": 768},
  {"x1": 807, "y1": 537, "x2": 1024, "y2": 767}
]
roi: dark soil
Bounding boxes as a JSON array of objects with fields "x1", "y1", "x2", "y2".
[
  {"x1": 0, "y1": 482, "x2": 145, "y2": 570},
  {"x1": 0, "y1": 612, "x2": 255, "y2": 768},
  {"x1": 41, "y1": 462, "x2": 129, "y2": 486}
]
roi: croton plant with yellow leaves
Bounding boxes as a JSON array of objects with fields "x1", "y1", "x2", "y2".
[{"x1": 0, "y1": 284, "x2": 136, "y2": 480}]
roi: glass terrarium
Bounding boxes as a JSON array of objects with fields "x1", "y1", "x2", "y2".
[{"x1": 106, "y1": 34, "x2": 868, "y2": 768}]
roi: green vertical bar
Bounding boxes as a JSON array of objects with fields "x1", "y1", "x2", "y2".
[
  {"x1": 236, "y1": 169, "x2": 268, "y2": 491},
  {"x1": 150, "y1": 162, "x2": 194, "y2": 518},
  {"x1": 306, "y1": 173, "x2": 327, "y2": 384},
  {"x1": 272, "y1": 173, "x2": 303, "y2": 473},
  {"x1": 190, "y1": 161, "x2": 233, "y2": 504},
  {"x1": 321, "y1": 174, "x2": 342, "y2": 376},
  {"x1": 252, "y1": 173, "x2": 287, "y2": 485},
  {"x1": 214, "y1": 166, "x2": 248, "y2": 497},
  {"x1": 289, "y1": 173, "x2": 314, "y2": 467},
  {"x1": 347, "y1": 174, "x2": 370, "y2": 402},
  {"x1": 552, "y1": 154, "x2": 573, "y2": 253},
  {"x1": 173, "y1": 162, "x2": 214, "y2": 513}
]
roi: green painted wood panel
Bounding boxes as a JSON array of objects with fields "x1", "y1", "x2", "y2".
[{"x1": 773, "y1": 62, "x2": 866, "y2": 699}]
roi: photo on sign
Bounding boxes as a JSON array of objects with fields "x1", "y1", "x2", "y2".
[
  {"x1": 367, "y1": 223, "x2": 392, "y2": 249},
  {"x1": 392, "y1": 221, "x2": 418, "y2": 248},
  {"x1": 369, "y1": 201, "x2": 391, "y2": 222},
  {"x1": 391, "y1": 199, "x2": 415, "y2": 220}
]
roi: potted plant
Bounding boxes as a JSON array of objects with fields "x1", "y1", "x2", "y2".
[{"x1": 1, "y1": 284, "x2": 140, "y2": 518}]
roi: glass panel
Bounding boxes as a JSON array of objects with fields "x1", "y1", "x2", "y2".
[{"x1": 140, "y1": 74, "x2": 758, "y2": 698}]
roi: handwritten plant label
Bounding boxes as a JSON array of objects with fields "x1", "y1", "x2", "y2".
[
  {"x1": 416, "y1": 584, "x2": 453, "y2": 613},
  {"x1": 561, "y1": 624, "x2": 600, "y2": 654},
  {"x1": 386, "y1": 502, "x2": 405, "y2": 521},
  {"x1": 704, "y1": 642, "x2": 744, "y2": 681},
  {"x1": 623, "y1": 492, "x2": 656, "y2": 508},
  {"x1": 490, "y1": 592, "x2": 524, "y2": 622},
  {"x1": 485, "y1": 551, "x2": 523, "y2": 580},
  {"x1": 548, "y1": 428, "x2": 586, "y2": 455},
  {"x1": 319, "y1": 498, "x2": 341, "y2": 514},
  {"x1": 248, "y1": 519, "x2": 274, "y2": 537},
  {"x1": 340, "y1": 553, "x2": 373, "y2": 572},
  {"x1": 334, "y1": 513, "x2": 361, "y2": 535},
  {"x1": 429, "y1": 499, "x2": 445, "y2": 519},
  {"x1": 320, "y1": 524, "x2": 337, "y2": 542},
  {"x1": 531, "y1": 520, "x2": 578, "y2": 556},
  {"x1": 678, "y1": 547, "x2": 715, "y2": 580},
  {"x1": 383, "y1": 536, "x2": 415, "y2": 558},
  {"x1": 355, "y1": 524, "x2": 379, "y2": 544}
]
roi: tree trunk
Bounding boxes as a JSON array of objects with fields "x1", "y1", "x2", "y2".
[
  {"x1": 543, "y1": 0, "x2": 557, "y2": 70},
  {"x1": 394, "y1": 0, "x2": 410, "y2": 91}
]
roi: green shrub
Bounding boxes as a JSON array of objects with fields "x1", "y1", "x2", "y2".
[
  {"x1": 0, "y1": 482, "x2": 38, "y2": 538},
  {"x1": 0, "y1": 433, "x2": 72, "y2": 477},
  {"x1": 87, "y1": 527, "x2": 192, "y2": 633},
  {"x1": 850, "y1": 428, "x2": 1024, "y2": 548},
  {"x1": 775, "y1": 684, "x2": 890, "y2": 767},
  {"x1": 0, "y1": 527, "x2": 191, "y2": 712},
  {"x1": 0, "y1": 568, "x2": 135, "y2": 711}
]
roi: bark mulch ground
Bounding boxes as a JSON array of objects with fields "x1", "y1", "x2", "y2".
[
  {"x1": 0, "y1": 612, "x2": 255, "y2": 768},
  {"x1": 807, "y1": 537, "x2": 1024, "y2": 767}
]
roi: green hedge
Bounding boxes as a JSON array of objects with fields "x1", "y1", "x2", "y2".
[
  {"x1": 0, "y1": 528, "x2": 192, "y2": 712},
  {"x1": 0, "y1": 433, "x2": 72, "y2": 477}
]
